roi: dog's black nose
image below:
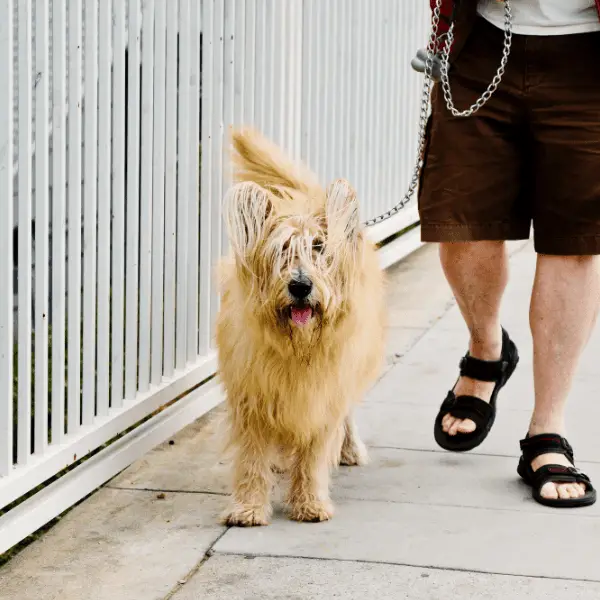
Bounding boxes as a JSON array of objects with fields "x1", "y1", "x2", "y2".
[{"x1": 288, "y1": 279, "x2": 313, "y2": 300}]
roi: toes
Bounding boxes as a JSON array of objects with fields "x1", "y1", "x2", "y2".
[
  {"x1": 448, "y1": 418, "x2": 462, "y2": 437},
  {"x1": 564, "y1": 484, "x2": 580, "y2": 499},
  {"x1": 456, "y1": 418, "x2": 476, "y2": 434},
  {"x1": 441, "y1": 414, "x2": 476, "y2": 436},
  {"x1": 448, "y1": 419, "x2": 465, "y2": 435},
  {"x1": 540, "y1": 482, "x2": 559, "y2": 500},
  {"x1": 557, "y1": 484, "x2": 573, "y2": 500},
  {"x1": 442, "y1": 414, "x2": 454, "y2": 433}
]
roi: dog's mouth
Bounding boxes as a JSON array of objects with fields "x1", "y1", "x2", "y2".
[{"x1": 289, "y1": 305, "x2": 313, "y2": 327}]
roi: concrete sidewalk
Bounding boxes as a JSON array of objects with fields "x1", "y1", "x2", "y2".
[{"x1": 2, "y1": 241, "x2": 600, "y2": 600}]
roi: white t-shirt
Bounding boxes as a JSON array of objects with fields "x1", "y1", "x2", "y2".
[{"x1": 478, "y1": 0, "x2": 600, "y2": 35}]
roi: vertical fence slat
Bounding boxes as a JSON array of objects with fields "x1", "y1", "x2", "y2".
[
  {"x1": 186, "y1": 0, "x2": 200, "y2": 363},
  {"x1": 324, "y1": 0, "x2": 334, "y2": 181},
  {"x1": 375, "y1": 4, "x2": 384, "y2": 209},
  {"x1": 300, "y1": 0, "x2": 312, "y2": 166},
  {"x1": 125, "y1": 0, "x2": 141, "y2": 401},
  {"x1": 175, "y1": 0, "x2": 190, "y2": 369},
  {"x1": 269, "y1": 0, "x2": 282, "y2": 147},
  {"x1": 163, "y1": 0, "x2": 178, "y2": 375},
  {"x1": 137, "y1": 0, "x2": 155, "y2": 393},
  {"x1": 242, "y1": 0, "x2": 255, "y2": 127},
  {"x1": 383, "y1": 0, "x2": 396, "y2": 215},
  {"x1": 254, "y1": 0, "x2": 264, "y2": 130},
  {"x1": 221, "y1": 0, "x2": 234, "y2": 261},
  {"x1": 110, "y1": 0, "x2": 126, "y2": 409},
  {"x1": 151, "y1": 0, "x2": 166, "y2": 384},
  {"x1": 51, "y1": 0, "x2": 67, "y2": 443},
  {"x1": 67, "y1": 0, "x2": 83, "y2": 434},
  {"x1": 0, "y1": 0, "x2": 14, "y2": 475},
  {"x1": 198, "y1": 0, "x2": 213, "y2": 357},
  {"x1": 394, "y1": 1, "x2": 405, "y2": 204},
  {"x1": 34, "y1": 0, "x2": 49, "y2": 454},
  {"x1": 233, "y1": 0, "x2": 245, "y2": 127},
  {"x1": 96, "y1": 0, "x2": 111, "y2": 416},
  {"x1": 17, "y1": 0, "x2": 34, "y2": 464},
  {"x1": 346, "y1": 2, "x2": 356, "y2": 181},
  {"x1": 263, "y1": 0, "x2": 273, "y2": 139},
  {"x1": 357, "y1": 1, "x2": 370, "y2": 206},
  {"x1": 209, "y1": 0, "x2": 224, "y2": 345},
  {"x1": 82, "y1": 0, "x2": 98, "y2": 426}
]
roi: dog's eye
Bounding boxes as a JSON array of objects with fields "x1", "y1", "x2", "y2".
[{"x1": 313, "y1": 238, "x2": 324, "y2": 254}]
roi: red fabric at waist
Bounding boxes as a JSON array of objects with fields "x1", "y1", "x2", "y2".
[{"x1": 429, "y1": 0, "x2": 600, "y2": 27}]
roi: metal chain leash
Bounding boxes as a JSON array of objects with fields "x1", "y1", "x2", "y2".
[{"x1": 363, "y1": 0, "x2": 513, "y2": 227}]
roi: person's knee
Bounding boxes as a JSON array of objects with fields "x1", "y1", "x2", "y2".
[{"x1": 440, "y1": 240, "x2": 505, "y2": 260}]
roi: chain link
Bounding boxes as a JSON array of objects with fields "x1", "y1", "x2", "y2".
[{"x1": 363, "y1": 0, "x2": 513, "y2": 227}]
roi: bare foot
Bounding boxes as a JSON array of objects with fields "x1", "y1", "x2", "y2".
[
  {"x1": 443, "y1": 336, "x2": 502, "y2": 437},
  {"x1": 530, "y1": 452, "x2": 587, "y2": 501}
]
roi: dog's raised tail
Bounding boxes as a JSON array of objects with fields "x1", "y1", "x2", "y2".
[{"x1": 230, "y1": 128, "x2": 321, "y2": 197}]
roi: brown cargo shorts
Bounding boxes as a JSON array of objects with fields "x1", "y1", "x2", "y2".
[{"x1": 418, "y1": 17, "x2": 600, "y2": 255}]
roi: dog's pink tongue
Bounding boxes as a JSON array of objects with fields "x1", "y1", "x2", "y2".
[{"x1": 291, "y1": 307, "x2": 312, "y2": 326}]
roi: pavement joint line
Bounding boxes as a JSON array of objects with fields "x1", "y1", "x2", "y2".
[
  {"x1": 105, "y1": 485, "x2": 229, "y2": 497},
  {"x1": 367, "y1": 445, "x2": 521, "y2": 459},
  {"x1": 161, "y1": 527, "x2": 229, "y2": 600},
  {"x1": 386, "y1": 299, "x2": 458, "y2": 366},
  {"x1": 367, "y1": 444, "x2": 600, "y2": 465},
  {"x1": 212, "y1": 550, "x2": 600, "y2": 584},
  {"x1": 326, "y1": 495, "x2": 600, "y2": 519}
]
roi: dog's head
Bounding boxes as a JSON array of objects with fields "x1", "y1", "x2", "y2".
[{"x1": 224, "y1": 178, "x2": 362, "y2": 341}]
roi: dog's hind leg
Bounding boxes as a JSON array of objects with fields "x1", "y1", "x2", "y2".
[
  {"x1": 339, "y1": 411, "x2": 369, "y2": 467},
  {"x1": 287, "y1": 435, "x2": 335, "y2": 523},
  {"x1": 221, "y1": 426, "x2": 274, "y2": 527}
]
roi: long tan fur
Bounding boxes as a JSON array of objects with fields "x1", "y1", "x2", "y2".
[{"x1": 217, "y1": 127, "x2": 386, "y2": 526}]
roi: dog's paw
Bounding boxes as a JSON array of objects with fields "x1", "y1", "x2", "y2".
[
  {"x1": 220, "y1": 504, "x2": 271, "y2": 527},
  {"x1": 339, "y1": 439, "x2": 369, "y2": 467},
  {"x1": 289, "y1": 500, "x2": 334, "y2": 523}
]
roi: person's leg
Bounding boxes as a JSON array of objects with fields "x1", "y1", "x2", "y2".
[
  {"x1": 526, "y1": 254, "x2": 600, "y2": 500},
  {"x1": 417, "y1": 20, "x2": 528, "y2": 449},
  {"x1": 438, "y1": 241, "x2": 508, "y2": 436},
  {"x1": 521, "y1": 28, "x2": 600, "y2": 504}
]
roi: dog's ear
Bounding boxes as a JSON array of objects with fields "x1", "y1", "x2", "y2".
[
  {"x1": 224, "y1": 181, "x2": 273, "y2": 261},
  {"x1": 325, "y1": 179, "x2": 360, "y2": 241}
]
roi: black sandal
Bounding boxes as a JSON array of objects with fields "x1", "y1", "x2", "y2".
[
  {"x1": 433, "y1": 328, "x2": 519, "y2": 452},
  {"x1": 517, "y1": 433, "x2": 597, "y2": 508}
]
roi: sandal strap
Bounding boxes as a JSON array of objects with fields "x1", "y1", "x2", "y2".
[
  {"x1": 531, "y1": 464, "x2": 594, "y2": 492},
  {"x1": 458, "y1": 354, "x2": 509, "y2": 383},
  {"x1": 519, "y1": 433, "x2": 575, "y2": 463},
  {"x1": 441, "y1": 392, "x2": 494, "y2": 429}
]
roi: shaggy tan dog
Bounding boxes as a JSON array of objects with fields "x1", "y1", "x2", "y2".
[{"x1": 216, "y1": 128, "x2": 385, "y2": 526}]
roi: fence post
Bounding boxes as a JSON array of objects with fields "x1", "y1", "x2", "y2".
[{"x1": 0, "y1": 0, "x2": 14, "y2": 477}]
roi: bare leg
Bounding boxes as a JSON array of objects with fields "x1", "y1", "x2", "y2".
[
  {"x1": 528, "y1": 254, "x2": 600, "y2": 500},
  {"x1": 221, "y1": 425, "x2": 273, "y2": 527},
  {"x1": 288, "y1": 435, "x2": 334, "y2": 522},
  {"x1": 439, "y1": 241, "x2": 507, "y2": 435},
  {"x1": 339, "y1": 412, "x2": 368, "y2": 466}
]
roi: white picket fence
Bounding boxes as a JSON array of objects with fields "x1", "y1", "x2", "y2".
[{"x1": 0, "y1": 0, "x2": 429, "y2": 553}]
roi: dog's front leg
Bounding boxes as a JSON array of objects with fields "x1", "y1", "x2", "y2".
[
  {"x1": 221, "y1": 428, "x2": 273, "y2": 527},
  {"x1": 287, "y1": 434, "x2": 334, "y2": 523},
  {"x1": 339, "y1": 411, "x2": 369, "y2": 467}
]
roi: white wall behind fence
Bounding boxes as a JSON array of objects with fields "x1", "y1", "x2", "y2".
[{"x1": 0, "y1": 0, "x2": 429, "y2": 553}]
